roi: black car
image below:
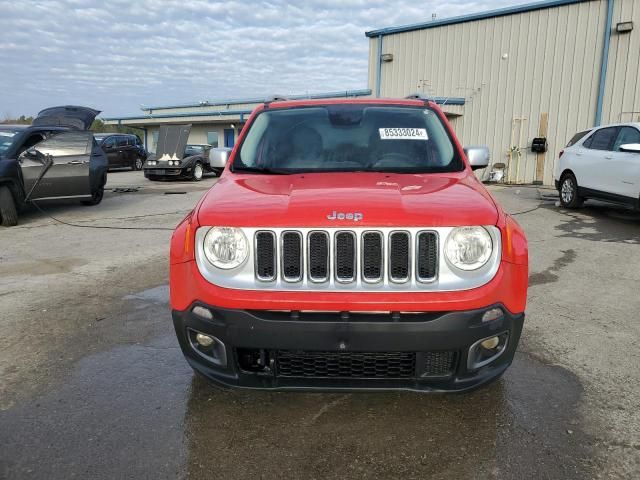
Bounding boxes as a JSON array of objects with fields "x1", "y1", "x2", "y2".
[
  {"x1": 0, "y1": 106, "x2": 107, "y2": 227},
  {"x1": 143, "y1": 124, "x2": 228, "y2": 181},
  {"x1": 94, "y1": 133, "x2": 147, "y2": 171}
]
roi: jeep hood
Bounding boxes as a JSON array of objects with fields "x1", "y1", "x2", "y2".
[
  {"x1": 197, "y1": 172, "x2": 499, "y2": 227},
  {"x1": 155, "y1": 124, "x2": 191, "y2": 161},
  {"x1": 32, "y1": 105, "x2": 100, "y2": 130}
]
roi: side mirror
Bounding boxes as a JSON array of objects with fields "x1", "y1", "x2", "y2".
[
  {"x1": 19, "y1": 148, "x2": 42, "y2": 162},
  {"x1": 209, "y1": 147, "x2": 232, "y2": 168},
  {"x1": 464, "y1": 145, "x2": 490, "y2": 170},
  {"x1": 619, "y1": 143, "x2": 640, "y2": 153}
]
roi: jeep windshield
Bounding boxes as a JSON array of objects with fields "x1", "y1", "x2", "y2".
[{"x1": 233, "y1": 105, "x2": 463, "y2": 174}]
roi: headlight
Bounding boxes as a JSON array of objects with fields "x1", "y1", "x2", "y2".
[
  {"x1": 202, "y1": 227, "x2": 248, "y2": 269},
  {"x1": 444, "y1": 226, "x2": 493, "y2": 271}
]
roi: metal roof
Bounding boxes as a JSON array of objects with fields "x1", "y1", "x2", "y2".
[
  {"x1": 102, "y1": 95, "x2": 465, "y2": 122},
  {"x1": 365, "y1": 0, "x2": 589, "y2": 37},
  {"x1": 140, "y1": 89, "x2": 373, "y2": 112}
]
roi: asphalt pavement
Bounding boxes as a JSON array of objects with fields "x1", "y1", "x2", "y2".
[{"x1": 0, "y1": 172, "x2": 638, "y2": 479}]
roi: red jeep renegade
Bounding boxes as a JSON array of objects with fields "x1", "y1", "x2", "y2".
[{"x1": 170, "y1": 97, "x2": 528, "y2": 392}]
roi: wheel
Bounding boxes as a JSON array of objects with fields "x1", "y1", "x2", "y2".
[
  {"x1": 133, "y1": 156, "x2": 144, "y2": 171},
  {"x1": 0, "y1": 185, "x2": 18, "y2": 227},
  {"x1": 559, "y1": 173, "x2": 583, "y2": 208},
  {"x1": 82, "y1": 186, "x2": 104, "y2": 206},
  {"x1": 192, "y1": 162, "x2": 204, "y2": 181}
]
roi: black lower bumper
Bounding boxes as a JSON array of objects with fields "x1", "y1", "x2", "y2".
[
  {"x1": 144, "y1": 168, "x2": 183, "y2": 177},
  {"x1": 172, "y1": 305, "x2": 524, "y2": 392}
]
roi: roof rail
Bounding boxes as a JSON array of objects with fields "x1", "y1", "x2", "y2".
[
  {"x1": 264, "y1": 95, "x2": 289, "y2": 107},
  {"x1": 405, "y1": 93, "x2": 429, "y2": 103}
]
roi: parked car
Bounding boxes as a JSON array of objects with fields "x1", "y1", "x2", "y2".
[
  {"x1": 169, "y1": 97, "x2": 529, "y2": 392},
  {"x1": 555, "y1": 123, "x2": 640, "y2": 209},
  {"x1": 0, "y1": 106, "x2": 107, "y2": 227},
  {"x1": 144, "y1": 124, "x2": 230, "y2": 181},
  {"x1": 94, "y1": 133, "x2": 146, "y2": 171}
]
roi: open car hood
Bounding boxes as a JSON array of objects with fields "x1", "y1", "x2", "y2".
[
  {"x1": 156, "y1": 124, "x2": 191, "y2": 161},
  {"x1": 32, "y1": 105, "x2": 100, "y2": 130}
]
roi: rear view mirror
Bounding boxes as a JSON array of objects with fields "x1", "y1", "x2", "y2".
[
  {"x1": 619, "y1": 143, "x2": 640, "y2": 153},
  {"x1": 464, "y1": 146, "x2": 490, "y2": 170},
  {"x1": 209, "y1": 147, "x2": 232, "y2": 168}
]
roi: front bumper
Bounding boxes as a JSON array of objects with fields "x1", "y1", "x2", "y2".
[
  {"x1": 144, "y1": 167, "x2": 186, "y2": 177},
  {"x1": 172, "y1": 304, "x2": 524, "y2": 392}
]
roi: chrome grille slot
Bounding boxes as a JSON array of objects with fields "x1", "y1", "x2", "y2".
[
  {"x1": 335, "y1": 231, "x2": 357, "y2": 282},
  {"x1": 281, "y1": 231, "x2": 303, "y2": 282},
  {"x1": 255, "y1": 231, "x2": 276, "y2": 281},
  {"x1": 307, "y1": 231, "x2": 329, "y2": 282},
  {"x1": 362, "y1": 231, "x2": 383, "y2": 282},
  {"x1": 416, "y1": 231, "x2": 438, "y2": 281},
  {"x1": 389, "y1": 231, "x2": 410, "y2": 282}
]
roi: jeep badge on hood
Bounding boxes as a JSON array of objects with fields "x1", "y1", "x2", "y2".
[{"x1": 326, "y1": 211, "x2": 363, "y2": 221}]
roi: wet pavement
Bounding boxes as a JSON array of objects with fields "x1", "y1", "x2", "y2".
[
  {"x1": 1, "y1": 175, "x2": 639, "y2": 479},
  {"x1": 1, "y1": 288, "x2": 595, "y2": 480}
]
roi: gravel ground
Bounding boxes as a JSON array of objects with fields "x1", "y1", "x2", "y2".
[{"x1": 0, "y1": 172, "x2": 638, "y2": 479}]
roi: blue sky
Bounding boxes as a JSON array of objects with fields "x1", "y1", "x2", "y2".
[{"x1": 0, "y1": 0, "x2": 530, "y2": 118}]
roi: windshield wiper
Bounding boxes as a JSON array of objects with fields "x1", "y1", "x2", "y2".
[{"x1": 232, "y1": 165, "x2": 294, "y2": 175}]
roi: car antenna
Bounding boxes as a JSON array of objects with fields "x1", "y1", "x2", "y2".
[{"x1": 23, "y1": 153, "x2": 55, "y2": 203}]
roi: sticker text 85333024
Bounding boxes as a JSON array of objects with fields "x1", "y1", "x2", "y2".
[{"x1": 379, "y1": 128, "x2": 429, "y2": 140}]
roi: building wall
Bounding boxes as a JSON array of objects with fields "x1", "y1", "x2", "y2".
[
  {"x1": 602, "y1": 0, "x2": 640, "y2": 124},
  {"x1": 367, "y1": 0, "x2": 632, "y2": 185}
]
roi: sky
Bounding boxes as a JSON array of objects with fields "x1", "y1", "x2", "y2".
[{"x1": 0, "y1": 0, "x2": 531, "y2": 118}]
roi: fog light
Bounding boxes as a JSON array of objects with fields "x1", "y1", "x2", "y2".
[
  {"x1": 467, "y1": 332, "x2": 509, "y2": 370},
  {"x1": 196, "y1": 333, "x2": 214, "y2": 347},
  {"x1": 480, "y1": 336, "x2": 500, "y2": 349},
  {"x1": 187, "y1": 329, "x2": 227, "y2": 367},
  {"x1": 482, "y1": 307, "x2": 503, "y2": 323}
]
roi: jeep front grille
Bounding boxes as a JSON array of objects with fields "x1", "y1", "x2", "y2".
[
  {"x1": 196, "y1": 226, "x2": 502, "y2": 292},
  {"x1": 255, "y1": 229, "x2": 438, "y2": 285}
]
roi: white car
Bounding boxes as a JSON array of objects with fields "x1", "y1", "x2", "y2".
[{"x1": 554, "y1": 123, "x2": 640, "y2": 209}]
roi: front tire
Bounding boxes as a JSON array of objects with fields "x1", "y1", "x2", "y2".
[
  {"x1": 0, "y1": 185, "x2": 18, "y2": 227},
  {"x1": 192, "y1": 162, "x2": 204, "y2": 181},
  {"x1": 133, "y1": 157, "x2": 144, "y2": 171},
  {"x1": 82, "y1": 186, "x2": 104, "y2": 206},
  {"x1": 559, "y1": 173, "x2": 583, "y2": 208}
]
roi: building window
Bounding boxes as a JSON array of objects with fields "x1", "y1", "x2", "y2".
[
  {"x1": 207, "y1": 132, "x2": 219, "y2": 147},
  {"x1": 152, "y1": 130, "x2": 159, "y2": 151}
]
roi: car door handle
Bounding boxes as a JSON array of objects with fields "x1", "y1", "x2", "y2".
[
  {"x1": 604, "y1": 156, "x2": 613, "y2": 160},
  {"x1": 67, "y1": 160, "x2": 84, "y2": 165}
]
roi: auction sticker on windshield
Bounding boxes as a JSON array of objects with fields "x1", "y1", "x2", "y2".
[{"x1": 379, "y1": 128, "x2": 428, "y2": 140}]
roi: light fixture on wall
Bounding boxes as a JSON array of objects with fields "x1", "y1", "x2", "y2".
[
  {"x1": 616, "y1": 21, "x2": 633, "y2": 33},
  {"x1": 381, "y1": 53, "x2": 393, "y2": 62}
]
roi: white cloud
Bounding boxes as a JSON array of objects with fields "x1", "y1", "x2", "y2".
[{"x1": 0, "y1": 0, "x2": 529, "y2": 117}]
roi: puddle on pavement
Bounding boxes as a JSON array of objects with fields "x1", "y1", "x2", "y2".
[
  {"x1": 0, "y1": 285, "x2": 598, "y2": 479},
  {"x1": 0, "y1": 257, "x2": 88, "y2": 277},
  {"x1": 0, "y1": 343, "x2": 597, "y2": 479},
  {"x1": 123, "y1": 284, "x2": 170, "y2": 305}
]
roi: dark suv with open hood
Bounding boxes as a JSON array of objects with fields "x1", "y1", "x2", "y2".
[
  {"x1": 0, "y1": 106, "x2": 107, "y2": 227},
  {"x1": 144, "y1": 124, "x2": 229, "y2": 181}
]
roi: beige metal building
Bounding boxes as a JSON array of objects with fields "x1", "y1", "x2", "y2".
[{"x1": 366, "y1": 0, "x2": 640, "y2": 185}]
